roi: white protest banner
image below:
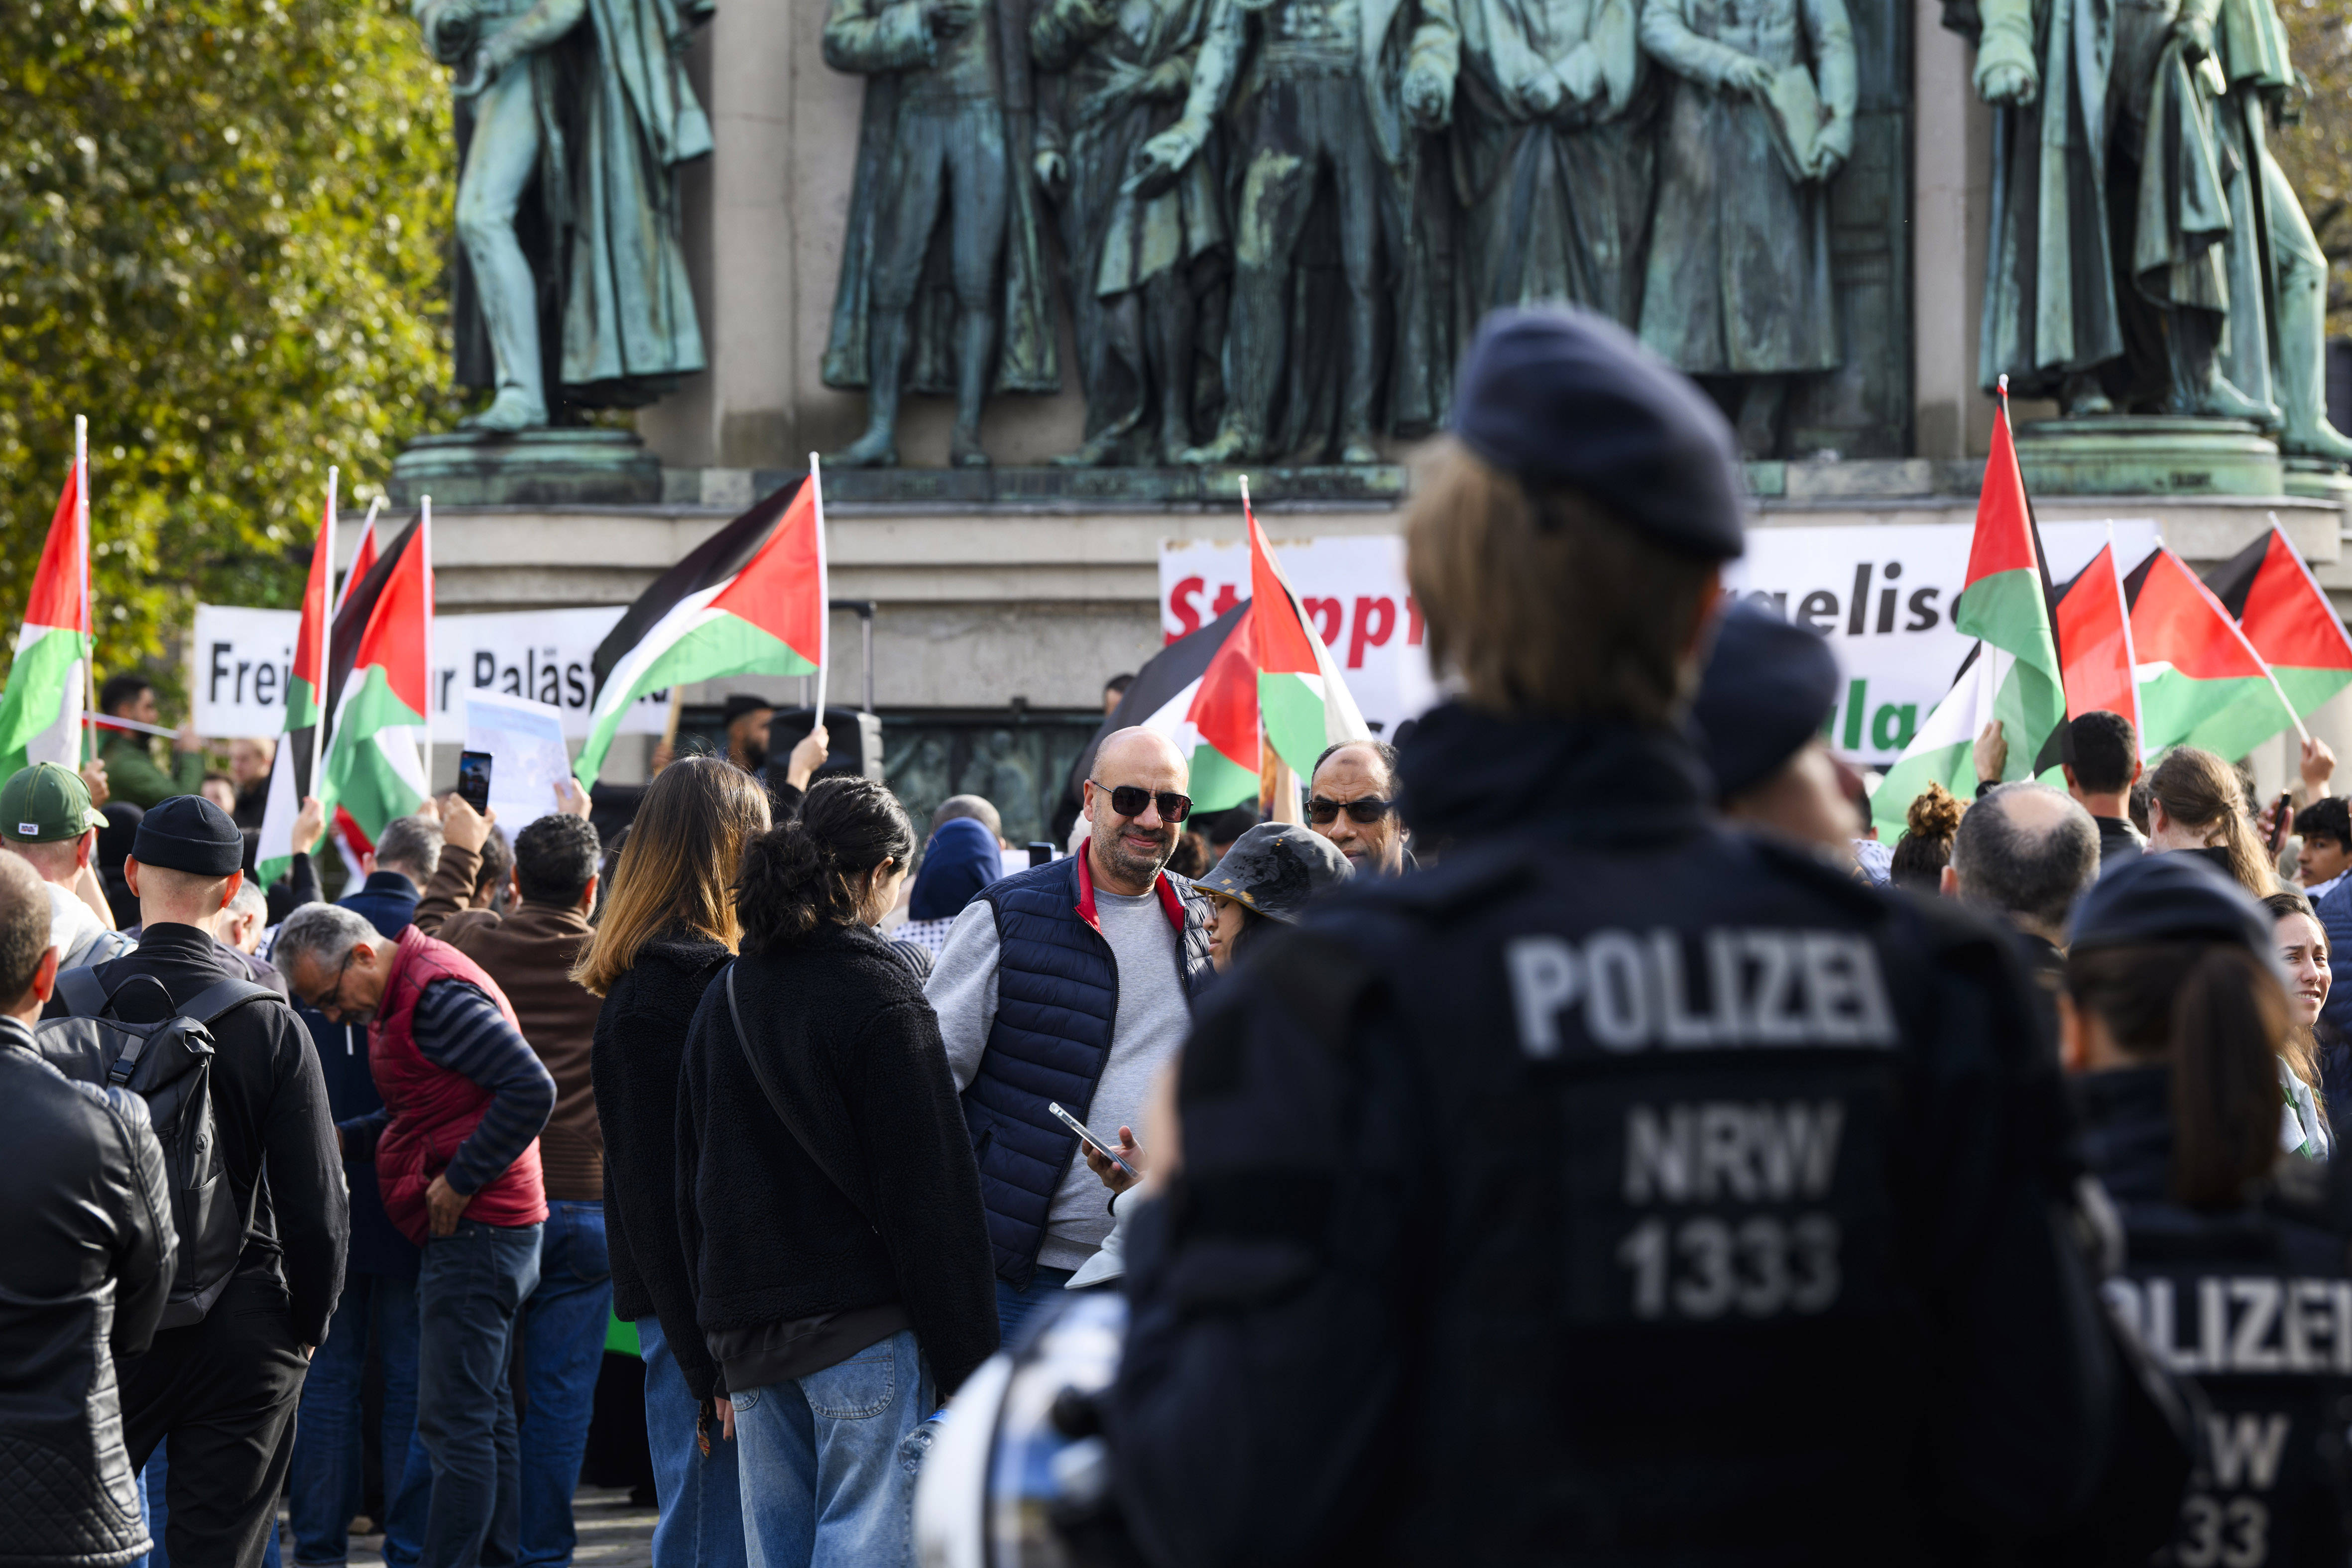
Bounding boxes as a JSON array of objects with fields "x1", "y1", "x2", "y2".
[
  {"x1": 1160, "y1": 534, "x2": 1438, "y2": 738},
  {"x1": 463, "y1": 688, "x2": 575, "y2": 831},
  {"x1": 1725, "y1": 519, "x2": 2160, "y2": 764},
  {"x1": 193, "y1": 604, "x2": 671, "y2": 743},
  {"x1": 1159, "y1": 520, "x2": 2164, "y2": 766}
]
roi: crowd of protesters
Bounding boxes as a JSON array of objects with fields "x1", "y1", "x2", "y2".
[{"x1": 19, "y1": 302, "x2": 2352, "y2": 1568}]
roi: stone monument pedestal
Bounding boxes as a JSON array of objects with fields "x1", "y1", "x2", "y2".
[
  {"x1": 2284, "y1": 456, "x2": 2352, "y2": 531},
  {"x1": 389, "y1": 428, "x2": 663, "y2": 508},
  {"x1": 2015, "y1": 416, "x2": 2285, "y2": 497}
]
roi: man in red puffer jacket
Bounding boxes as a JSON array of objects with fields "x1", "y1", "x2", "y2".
[{"x1": 277, "y1": 899, "x2": 554, "y2": 1568}]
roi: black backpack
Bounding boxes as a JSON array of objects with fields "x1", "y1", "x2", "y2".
[{"x1": 35, "y1": 967, "x2": 275, "y2": 1328}]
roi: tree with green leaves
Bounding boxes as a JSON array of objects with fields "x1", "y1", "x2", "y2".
[{"x1": 0, "y1": 0, "x2": 456, "y2": 698}]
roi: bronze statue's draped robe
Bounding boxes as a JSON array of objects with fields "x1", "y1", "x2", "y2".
[
  {"x1": 821, "y1": 0, "x2": 1061, "y2": 397},
  {"x1": 1454, "y1": 0, "x2": 1652, "y2": 326},
  {"x1": 1636, "y1": 0, "x2": 1855, "y2": 375},
  {"x1": 1032, "y1": 0, "x2": 1227, "y2": 452},
  {"x1": 1967, "y1": 0, "x2": 2126, "y2": 396},
  {"x1": 448, "y1": 0, "x2": 711, "y2": 408}
]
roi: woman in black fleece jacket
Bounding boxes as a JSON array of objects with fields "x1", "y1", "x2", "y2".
[
  {"x1": 577, "y1": 757, "x2": 772, "y2": 1566},
  {"x1": 675, "y1": 776, "x2": 997, "y2": 1568}
]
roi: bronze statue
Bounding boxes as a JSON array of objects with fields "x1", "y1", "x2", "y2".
[
  {"x1": 1636, "y1": 0, "x2": 1856, "y2": 457},
  {"x1": 1964, "y1": 0, "x2": 2126, "y2": 411},
  {"x1": 822, "y1": 0, "x2": 1060, "y2": 468},
  {"x1": 1032, "y1": 0, "x2": 1228, "y2": 466},
  {"x1": 1131, "y1": 0, "x2": 1462, "y2": 465},
  {"x1": 416, "y1": 0, "x2": 711, "y2": 431},
  {"x1": 1454, "y1": 0, "x2": 1652, "y2": 325},
  {"x1": 2211, "y1": 0, "x2": 2352, "y2": 459}
]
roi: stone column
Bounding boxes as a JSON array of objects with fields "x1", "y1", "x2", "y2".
[{"x1": 1911, "y1": 0, "x2": 1995, "y2": 459}]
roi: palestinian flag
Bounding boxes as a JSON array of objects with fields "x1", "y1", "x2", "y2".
[
  {"x1": 1871, "y1": 642, "x2": 2008, "y2": 837},
  {"x1": 1061, "y1": 601, "x2": 1251, "y2": 819},
  {"x1": 1128, "y1": 495, "x2": 1372, "y2": 812},
  {"x1": 337, "y1": 500, "x2": 380, "y2": 612},
  {"x1": 2124, "y1": 545, "x2": 2295, "y2": 760},
  {"x1": 254, "y1": 482, "x2": 339, "y2": 885},
  {"x1": 2205, "y1": 526, "x2": 2352, "y2": 722},
  {"x1": 2054, "y1": 542, "x2": 2141, "y2": 734},
  {"x1": 0, "y1": 443, "x2": 90, "y2": 775},
  {"x1": 575, "y1": 474, "x2": 826, "y2": 789},
  {"x1": 1244, "y1": 494, "x2": 1372, "y2": 777},
  {"x1": 319, "y1": 513, "x2": 432, "y2": 838},
  {"x1": 1954, "y1": 386, "x2": 2066, "y2": 783}
]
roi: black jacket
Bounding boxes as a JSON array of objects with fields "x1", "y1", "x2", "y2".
[
  {"x1": 0, "y1": 1013, "x2": 176, "y2": 1567},
  {"x1": 591, "y1": 926, "x2": 732, "y2": 1397},
  {"x1": 1114, "y1": 705, "x2": 2119, "y2": 1567},
  {"x1": 2094, "y1": 816, "x2": 2146, "y2": 868},
  {"x1": 65, "y1": 922, "x2": 349, "y2": 1345},
  {"x1": 674, "y1": 921, "x2": 999, "y2": 1395}
]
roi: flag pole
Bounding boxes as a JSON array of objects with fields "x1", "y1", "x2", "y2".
[
  {"x1": 76, "y1": 415, "x2": 93, "y2": 766},
  {"x1": 315, "y1": 468, "x2": 336, "y2": 796},
  {"x1": 809, "y1": 453, "x2": 829, "y2": 731},
  {"x1": 420, "y1": 494, "x2": 434, "y2": 795}
]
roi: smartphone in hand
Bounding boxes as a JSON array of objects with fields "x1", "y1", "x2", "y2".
[
  {"x1": 1050, "y1": 1100, "x2": 1136, "y2": 1177},
  {"x1": 2270, "y1": 791, "x2": 2294, "y2": 855},
  {"x1": 456, "y1": 750, "x2": 494, "y2": 816}
]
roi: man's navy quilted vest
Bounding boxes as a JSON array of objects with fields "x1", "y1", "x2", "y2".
[{"x1": 964, "y1": 853, "x2": 1212, "y2": 1284}]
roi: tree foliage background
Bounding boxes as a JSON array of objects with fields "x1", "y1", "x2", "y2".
[
  {"x1": 0, "y1": 0, "x2": 456, "y2": 697},
  {"x1": 2274, "y1": 0, "x2": 2352, "y2": 330}
]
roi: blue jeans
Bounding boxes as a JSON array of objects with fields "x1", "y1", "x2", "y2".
[
  {"x1": 730, "y1": 1330, "x2": 934, "y2": 1568},
  {"x1": 290, "y1": 1273, "x2": 421, "y2": 1567},
  {"x1": 134, "y1": 1447, "x2": 285, "y2": 1568},
  {"x1": 395, "y1": 1220, "x2": 542, "y2": 1568},
  {"x1": 994, "y1": 1266, "x2": 1075, "y2": 1351},
  {"x1": 639, "y1": 1317, "x2": 745, "y2": 1568},
  {"x1": 518, "y1": 1203, "x2": 614, "y2": 1568}
]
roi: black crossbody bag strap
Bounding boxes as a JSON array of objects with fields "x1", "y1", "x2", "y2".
[{"x1": 724, "y1": 964, "x2": 881, "y2": 1231}]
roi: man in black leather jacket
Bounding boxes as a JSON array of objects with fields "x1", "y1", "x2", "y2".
[{"x1": 0, "y1": 850, "x2": 177, "y2": 1568}]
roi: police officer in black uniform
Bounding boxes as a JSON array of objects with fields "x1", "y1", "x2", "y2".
[
  {"x1": 1108, "y1": 308, "x2": 2130, "y2": 1565},
  {"x1": 2066, "y1": 853, "x2": 2352, "y2": 1568}
]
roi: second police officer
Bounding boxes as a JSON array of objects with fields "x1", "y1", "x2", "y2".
[
  {"x1": 2067, "y1": 854, "x2": 2352, "y2": 1568},
  {"x1": 1107, "y1": 308, "x2": 2142, "y2": 1564}
]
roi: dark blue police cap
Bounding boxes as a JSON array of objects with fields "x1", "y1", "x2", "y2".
[
  {"x1": 2069, "y1": 851, "x2": 2272, "y2": 955},
  {"x1": 1450, "y1": 306, "x2": 1747, "y2": 561},
  {"x1": 1691, "y1": 600, "x2": 1841, "y2": 800},
  {"x1": 132, "y1": 793, "x2": 245, "y2": 878}
]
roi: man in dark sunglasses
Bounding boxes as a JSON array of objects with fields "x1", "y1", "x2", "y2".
[
  {"x1": 1306, "y1": 739, "x2": 1408, "y2": 876},
  {"x1": 922, "y1": 727, "x2": 1214, "y2": 1340}
]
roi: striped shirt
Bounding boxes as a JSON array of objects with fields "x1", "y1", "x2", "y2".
[{"x1": 342, "y1": 980, "x2": 554, "y2": 1198}]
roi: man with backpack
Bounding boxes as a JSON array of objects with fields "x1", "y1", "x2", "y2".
[
  {"x1": 52, "y1": 794, "x2": 348, "y2": 1568},
  {"x1": 0, "y1": 851, "x2": 178, "y2": 1568},
  {"x1": 2, "y1": 761, "x2": 135, "y2": 969}
]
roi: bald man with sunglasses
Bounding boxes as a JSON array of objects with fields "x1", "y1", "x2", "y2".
[
  {"x1": 924, "y1": 728, "x2": 1214, "y2": 1340},
  {"x1": 1309, "y1": 740, "x2": 1410, "y2": 876}
]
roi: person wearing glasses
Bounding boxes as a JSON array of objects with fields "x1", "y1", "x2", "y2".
[
  {"x1": 924, "y1": 726, "x2": 1213, "y2": 1342},
  {"x1": 1306, "y1": 740, "x2": 1409, "y2": 876},
  {"x1": 273, "y1": 896, "x2": 555, "y2": 1568}
]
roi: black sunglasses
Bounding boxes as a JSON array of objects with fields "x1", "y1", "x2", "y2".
[
  {"x1": 1090, "y1": 780, "x2": 1192, "y2": 823},
  {"x1": 1308, "y1": 795, "x2": 1394, "y2": 826}
]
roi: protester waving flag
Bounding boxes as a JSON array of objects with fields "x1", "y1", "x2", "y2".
[
  {"x1": 2124, "y1": 545, "x2": 2298, "y2": 759},
  {"x1": 254, "y1": 476, "x2": 341, "y2": 884},
  {"x1": 1128, "y1": 484, "x2": 1372, "y2": 811},
  {"x1": 2053, "y1": 541, "x2": 2141, "y2": 734},
  {"x1": 318, "y1": 512, "x2": 432, "y2": 839},
  {"x1": 0, "y1": 428, "x2": 92, "y2": 777},
  {"x1": 2204, "y1": 524, "x2": 2352, "y2": 723},
  {"x1": 575, "y1": 468, "x2": 827, "y2": 789},
  {"x1": 1870, "y1": 385, "x2": 2063, "y2": 832}
]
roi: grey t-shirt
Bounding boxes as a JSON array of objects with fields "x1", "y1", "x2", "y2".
[{"x1": 927, "y1": 881, "x2": 1191, "y2": 1271}]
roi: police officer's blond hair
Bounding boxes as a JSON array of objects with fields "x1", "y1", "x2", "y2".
[{"x1": 1406, "y1": 439, "x2": 1719, "y2": 724}]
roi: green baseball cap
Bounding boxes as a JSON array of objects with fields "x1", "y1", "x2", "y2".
[{"x1": 1, "y1": 762, "x2": 108, "y2": 843}]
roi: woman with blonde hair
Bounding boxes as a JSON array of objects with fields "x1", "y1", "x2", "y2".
[
  {"x1": 581, "y1": 756, "x2": 771, "y2": 1568},
  {"x1": 2144, "y1": 745, "x2": 2279, "y2": 896},
  {"x1": 2265, "y1": 888, "x2": 2336, "y2": 1157}
]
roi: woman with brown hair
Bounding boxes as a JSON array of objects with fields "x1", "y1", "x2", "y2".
[
  {"x1": 1888, "y1": 782, "x2": 1963, "y2": 893},
  {"x1": 580, "y1": 756, "x2": 771, "y2": 1568},
  {"x1": 2144, "y1": 745, "x2": 2280, "y2": 897}
]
